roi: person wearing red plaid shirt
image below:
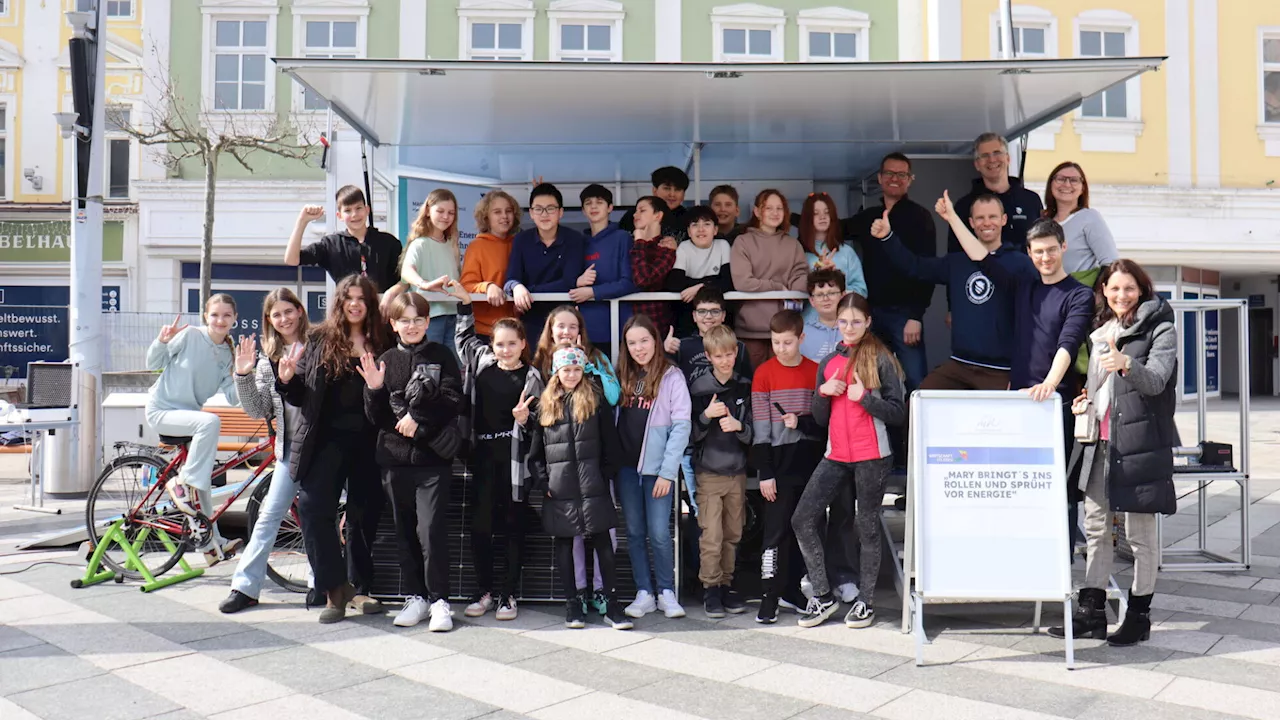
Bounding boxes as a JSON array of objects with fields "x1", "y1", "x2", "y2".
[{"x1": 629, "y1": 196, "x2": 678, "y2": 337}]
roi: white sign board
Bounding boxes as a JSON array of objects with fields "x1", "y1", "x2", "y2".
[{"x1": 913, "y1": 391, "x2": 1070, "y2": 601}]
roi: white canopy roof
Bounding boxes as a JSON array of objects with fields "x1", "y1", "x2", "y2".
[{"x1": 275, "y1": 57, "x2": 1163, "y2": 184}]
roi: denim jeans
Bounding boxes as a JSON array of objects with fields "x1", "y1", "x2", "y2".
[
  {"x1": 426, "y1": 314, "x2": 458, "y2": 363},
  {"x1": 870, "y1": 306, "x2": 928, "y2": 393},
  {"x1": 231, "y1": 452, "x2": 300, "y2": 599},
  {"x1": 615, "y1": 466, "x2": 676, "y2": 595},
  {"x1": 681, "y1": 453, "x2": 699, "y2": 516}
]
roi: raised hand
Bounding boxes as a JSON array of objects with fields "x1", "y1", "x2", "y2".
[
  {"x1": 815, "y1": 248, "x2": 835, "y2": 268},
  {"x1": 234, "y1": 334, "x2": 257, "y2": 375},
  {"x1": 355, "y1": 351, "x2": 386, "y2": 389},
  {"x1": 935, "y1": 190, "x2": 956, "y2": 222},
  {"x1": 421, "y1": 275, "x2": 451, "y2": 293},
  {"x1": 663, "y1": 326, "x2": 680, "y2": 355},
  {"x1": 513, "y1": 284, "x2": 533, "y2": 313},
  {"x1": 446, "y1": 279, "x2": 472, "y2": 304},
  {"x1": 846, "y1": 371, "x2": 866, "y2": 402},
  {"x1": 870, "y1": 209, "x2": 891, "y2": 240},
  {"x1": 577, "y1": 264, "x2": 597, "y2": 288},
  {"x1": 485, "y1": 283, "x2": 506, "y2": 307},
  {"x1": 512, "y1": 389, "x2": 533, "y2": 426},
  {"x1": 298, "y1": 205, "x2": 324, "y2": 222},
  {"x1": 704, "y1": 393, "x2": 727, "y2": 419},
  {"x1": 158, "y1": 314, "x2": 188, "y2": 344},
  {"x1": 276, "y1": 343, "x2": 304, "y2": 383},
  {"x1": 820, "y1": 376, "x2": 848, "y2": 397}
]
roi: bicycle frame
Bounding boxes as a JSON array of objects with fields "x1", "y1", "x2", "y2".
[{"x1": 129, "y1": 435, "x2": 277, "y2": 535}]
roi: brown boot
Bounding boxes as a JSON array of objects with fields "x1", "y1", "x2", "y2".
[
  {"x1": 349, "y1": 593, "x2": 384, "y2": 615},
  {"x1": 319, "y1": 583, "x2": 356, "y2": 624}
]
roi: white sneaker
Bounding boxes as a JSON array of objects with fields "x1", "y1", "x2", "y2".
[
  {"x1": 495, "y1": 594, "x2": 518, "y2": 621},
  {"x1": 394, "y1": 595, "x2": 430, "y2": 627},
  {"x1": 624, "y1": 590, "x2": 657, "y2": 618},
  {"x1": 657, "y1": 589, "x2": 686, "y2": 619},
  {"x1": 428, "y1": 598, "x2": 454, "y2": 632},
  {"x1": 464, "y1": 592, "x2": 494, "y2": 617},
  {"x1": 835, "y1": 582, "x2": 860, "y2": 604},
  {"x1": 800, "y1": 575, "x2": 815, "y2": 599}
]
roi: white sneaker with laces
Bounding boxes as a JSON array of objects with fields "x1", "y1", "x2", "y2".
[
  {"x1": 835, "y1": 582, "x2": 860, "y2": 604},
  {"x1": 624, "y1": 590, "x2": 657, "y2": 618},
  {"x1": 495, "y1": 595, "x2": 518, "y2": 621},
  {"x1": 464, "y1": 592, "x2": 494, "y2": 617},
  {"x1": 428, "y1": 598, "x2": 454, "y2": 632},
  {"x1": 657, "y1": 589, "x2": 686, "y2": 618},
  {"x1": 394, "y1": 595, "x2": 430, "y2": 627}
]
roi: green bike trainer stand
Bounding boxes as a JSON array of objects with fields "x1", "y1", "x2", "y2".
[{"x1": 71, "y1": 519, "x2": 204, "y2": 593}]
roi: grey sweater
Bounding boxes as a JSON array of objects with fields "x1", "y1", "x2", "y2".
[
  {"x1": 1060, "y1": 208, "x2": 1119, "y2": 274},
  {"x1": 146, "y1": 327, "x2": 239, "y2": 412}
]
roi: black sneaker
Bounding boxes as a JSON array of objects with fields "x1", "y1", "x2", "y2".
[
  {"x1": 604, "y1": 597, "x2": 634, "y2": 630},
  {"x1": 722, "y1": 586, "x2": 747, "y2": 614},
  {"x1": 306, "y1": 587, "x2": 325, "y2": 608},
  {"x1": 591, "y1": 589, "x2": 609, "y2": 616},
  {"x1": 703, "y1": 586, "x2": 726, "y2": 618},
  {"x1": 756, "y1": 593, "x2": 779, "y2": 624},
  {"x1": 565, "y1": 596, "x2": 587, "y2": 629},
  {"x1": 798, "y1": 594, "x2": 840, "y2": 628},
  {"x1": 844, "y1": 598, "x2": 875, "y2": 628},
  {"x1": 219, "y1": 589, "x2": 258, "y2": 614}
]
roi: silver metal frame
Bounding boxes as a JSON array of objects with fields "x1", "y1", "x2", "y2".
[{"x1": 1160, "y1": 298, "x2": 1251, "y2": 572}]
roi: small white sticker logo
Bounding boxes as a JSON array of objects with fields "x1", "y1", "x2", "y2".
[{"x1": 966, "y1": 272, "x2": 995, "y2": 305}]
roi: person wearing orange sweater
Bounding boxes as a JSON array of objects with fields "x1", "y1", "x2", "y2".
[{"x1": 461, "y1": 190, "x2": 521, "y2": 339}]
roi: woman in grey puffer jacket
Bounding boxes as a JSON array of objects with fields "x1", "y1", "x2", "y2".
[
  {"x1": 1050, "y1": 260, "x2": 1177, "y2": 647},
  {"x1": 219, "y1": 289, "x2": 311, "y2": 614}
]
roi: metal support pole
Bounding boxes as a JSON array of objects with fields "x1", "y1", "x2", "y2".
[
  {"x1": 998, "y1": 0, "x2": 1015, "y2": 59},
  {"x1": 1197, "y1": 309, "x2": 1209, "y2": 551},
  {"x1": 692, "y1": 143, "x2": 702, "y2": 206}
]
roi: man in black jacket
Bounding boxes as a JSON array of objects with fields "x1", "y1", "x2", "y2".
[{"x1": 947, "y1": 133, "x2": 1043, "y2": 254}]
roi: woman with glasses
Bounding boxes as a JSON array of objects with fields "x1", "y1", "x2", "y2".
[{"x1": 1044, "y1": 162, "x2": 1119, "y2": 292}]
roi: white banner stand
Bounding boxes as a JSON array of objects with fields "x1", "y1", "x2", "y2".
[{"x1": 904, "y1": 390, "x2": 1075, "y2": 669}]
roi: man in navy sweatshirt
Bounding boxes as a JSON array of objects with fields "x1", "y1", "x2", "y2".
[
  {"x1": 571, "y1": 184, "x2": 637, "y2": 357},
  {"x1": 504, "y1": 183, "x2": 587, "y2": 338},
  {"x1": 872, "y1": 194, "x2": 1037, "y2": 391}
]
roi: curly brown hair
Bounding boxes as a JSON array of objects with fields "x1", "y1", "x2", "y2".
[{"x1": 314, "y1": 274, "x2": 388, "y2": 378}]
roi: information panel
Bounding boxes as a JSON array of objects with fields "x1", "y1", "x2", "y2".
[{"x1": 913, "y1": 391, "x2": 1071, "y2": 601}]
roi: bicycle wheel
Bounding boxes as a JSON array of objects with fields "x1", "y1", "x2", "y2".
[
  {"x1": 247, "y1": 472, "x2": 309, "y2": 593},
  {"x1": 85, "y1": 454, "x2": 192, "y2": 580}
]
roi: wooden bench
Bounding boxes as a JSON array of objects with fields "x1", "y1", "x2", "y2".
[
  {"x1": 156, "y1": 406, "x2": 272, "y2": 453},
  {"x1": 0, "y1": 445, "x2": 32, "y2": 455}
]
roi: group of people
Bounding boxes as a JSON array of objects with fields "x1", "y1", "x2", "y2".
[{"x1": 138, "y1": 131, "x2": 1179, "y2": 646}]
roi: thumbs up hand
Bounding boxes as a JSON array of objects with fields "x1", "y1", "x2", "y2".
[
  {"x1": 663, "y1": 326, "x2": 680, "y2": 354},
  {"x1": 704, "y1": 393, "x2": 728, "y2": 419},
  {"x1": 577, "y1": 264, "x2": 597, "y2": 288},
  {"x1": 870, "y1": 209, "x2": 891, "y2": 239},
  {"x1": 846, "y1": 370, "x2": 866, "y2": 403},
  {"x1": 935, "y1": 190, "x2": 956, "y2": 222}
]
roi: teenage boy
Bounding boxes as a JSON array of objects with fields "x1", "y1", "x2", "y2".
[
  {"x1": 665, "y1": 286, "x2": 752, "y2": 385},
  {"x1": 847, "y1": 153, "x2": 936, "y2": 393},
  {"x1": 667, "y1": 205, "x2": 734, "y2": 338},
  {"x1": 689, "y1": 325, "x2": 754, "y2": 617},
  {"x1": 285, "y1": 185, "x2": 403, "y2": 294},
  {"x1": 504, "y1": 183, "x2": 587, "y2": 337},
  {"x1": 709, "y1": 185, "x2": 745, "y2": 244},
  {"x1": 947, "y1": 133, "x2": 1043, "y2": 254},
  {"x1": 872, "y1": 195, "x2": 1037, "y2": 391},
  {"x1": 629, "y1": 196, "x2": 679, "y2": 338},
  {"x1": 572, "y1": 184, "x2": 637, "y2": 358},
  {"x1": 621, "y1": 166, "x2": 691, "y2": 242},
  {"x1": 800, "y1": 268, "x2": 845, "y2": 363},
  {"x1": 751, "y1": 310, "x2": 824, "y2": 623}
]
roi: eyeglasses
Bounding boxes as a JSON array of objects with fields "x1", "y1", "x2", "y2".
[
  {"x1": 810, "y1": 291, "x2": 843, "y2": 300},
  {"x1": 1052, "y1": 176, "x2": 1083, "y2": 187},
  {"x1": 977, "y1": 150, "x2": 1008, "y2": 161},
  {"x1": 879, "y1": 171, "x2": 912, "y2": 181},
  {"x1": 837, "y1": 318, "x2": 867, "y2": 329},
  {"x1": 394, "y1": 317, "x2": 428, "y2": 327},
  {"x1": 694, "y1": 308, "x2": 725, "y2": 318},
  {"x1": 530, "y1": 205, "x2": 561, "y2": 216}
]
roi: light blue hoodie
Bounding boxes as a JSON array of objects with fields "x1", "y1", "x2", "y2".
[{"x1": 146, "y1": 327, "x2": 239, "y2": 412}]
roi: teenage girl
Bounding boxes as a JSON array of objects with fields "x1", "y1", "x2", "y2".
[
  {"x1": 799, "y1": 192, "x2": 867, "y2": 301},
  {"x1": 277, "y1": 274, "x2": 389, "y2": 624},
  {"x1": 532, "y1": 305, "x2": 622, "y2": 614},
  {"x1": 615, "y1": 314, "x2": 691, "y2": 619},
  {"x1": 221, "y1": 289, "x2": 311, "y2": 613},
  {"x1": 145, "y1": 294, "x2": 241, "y2": 565},
  {"x1": 528, "y1": 346, "x2": 632, "y2": 631},
  {"x1": 793, "y1": 292, "x2": 905, "y2": 629},
  {"x1": 401, "y1": 188, "x2": 461, "y2": 357},
  {"x1": 362, "y1": 291, "x2": 465, "y2": 631},
  {"x1": 447, "y1": 282, "x2": 543, "y2": 621}
]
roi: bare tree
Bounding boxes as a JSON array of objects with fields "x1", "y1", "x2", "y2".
[{"x1": 115, "y1": 73, "x2": 318, "y2": 308}]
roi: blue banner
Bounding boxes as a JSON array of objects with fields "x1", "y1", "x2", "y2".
[
  {"x1": 0, "y1": 305, "x2": 69, "y2": 380},
  {"x1": 926, "y1": 447, "x2": 1055, "y2": 465}
]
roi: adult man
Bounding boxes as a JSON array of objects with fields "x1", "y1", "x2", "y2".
[
  {"x1": 285, "y1": 185, "x2": 403, "y2": 297},
  {"x1": 709, "y1": 185, "x2": 745, "y2": 243},
  {"x1": 620, "y1": 166, "x2": 690, "y2": 243},
  {"x1": 873, "y1": 194, "x2": 1036, "y2": 391},
  {"x1": 846, "y1": 153, "x2": 937, "y2": 392},
  {"x1": 947, "y1": 134, "x2": 1043, "y2": 255},
  {"x1": 504, "y1": 183, "x2": 587, "y2": 336}
]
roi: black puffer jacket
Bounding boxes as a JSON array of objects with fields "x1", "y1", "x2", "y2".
[
  {"x1": 364, "y1": 340, "x2": 465, "y2": 468},
  {"x1": 1080, "y1": 297, "x2": 1179, "y2": 515},
  {"x1": 527, "y1": 386, "x2": 621, "y2": 537}
]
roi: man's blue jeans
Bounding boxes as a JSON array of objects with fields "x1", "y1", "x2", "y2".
[
  {"x1": 615, "y1": 467, "x2": 676, "y2": 595},
  {"x1": 870, "y1": 305, "x2": 928, "y2": 393}
]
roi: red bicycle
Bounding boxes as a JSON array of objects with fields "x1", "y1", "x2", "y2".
[{"x1": 84, "y1": 426, "x2": 310, "y2": 591}]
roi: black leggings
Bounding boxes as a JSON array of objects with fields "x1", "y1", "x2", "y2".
[
  {"x1": 760, "y1": 479, "x2": 807, "y2": 601},
  {"x1": 470, "y1": 450, "x2": 525, "y2": 596},
  {"x1": 554, "y1": 533, "x2": 616, "y2": 600},
  {"x1": 296, "y1": 432, "x2": 384, "y2": 595}
]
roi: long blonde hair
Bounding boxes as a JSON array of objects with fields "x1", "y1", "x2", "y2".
[
  {"x1": 539, "y1": 373, "x2": 600, "y2": 426},
  {"x1": 402, "y1": 188, "x2": 460, "y2": 273}
]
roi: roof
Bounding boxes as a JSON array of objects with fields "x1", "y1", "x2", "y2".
[{"x1": 275, "y1": 57, "x2": 1164, "y2": 184}]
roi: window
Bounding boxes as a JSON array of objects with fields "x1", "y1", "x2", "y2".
[
  {"x1": 549, "y1": 0, "x2": 624, "y2": 62},
  {"x1": 301, "y1": 20, "x2": 359, "y2": 109},
  {"x1": 213, "y1": 19, "x2": 268, "y2": 110},
  {"x1": 989, "y1": 7, "x2": 1057, "y2": 59},
  {"x1": 1071, "y1": 10, "x2": 1141, "y2": 152},
  {"x1": 0, "y1": 106, "x2": 6, "y2": 199},
  {"x1": 107, "y1": 1, "x2": 132, "y2": 18},
  {"x1": 0, "y1": 1, "x2": 8, "y2": 16},
  {"x1": 459, "y1": 0, "x2": 535, "y2": 61},
  {"x1": 1263, "y1": 34, "x2": 1280, "y2": 124},
  {"x1": 105, "y1": 106, "x2": 131, "y2": 199},
  {"x1": 797, "y1": 7, "x2": 870, "y2": 62},
  {"x1": 712, "y1": 4, "x2": 784, "y2": 62},
  {"x1": 1079, "y1": 29, "x2": 1127, "y2": 117}
]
